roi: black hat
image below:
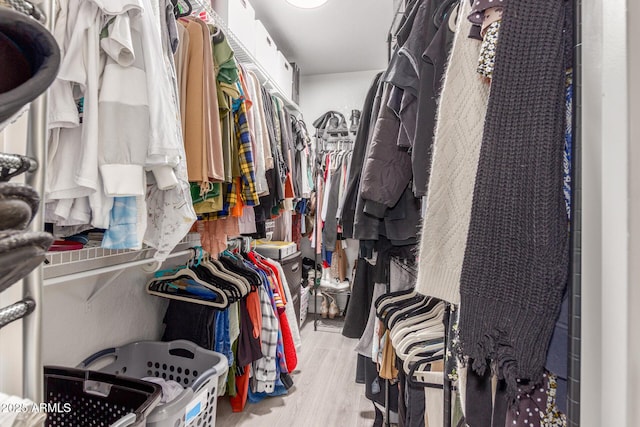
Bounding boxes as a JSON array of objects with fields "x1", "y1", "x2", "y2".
[{"x1": 0, "y1": 6, "x2": 60, "y2": 123}]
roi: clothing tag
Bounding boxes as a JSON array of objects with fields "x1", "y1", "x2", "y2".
[
  {"x1": 75, "y1": 97, "x2": 84, "y2": 124},
  {"x1": 371, "y1": 377, "x2": 381, "y2": 394}
]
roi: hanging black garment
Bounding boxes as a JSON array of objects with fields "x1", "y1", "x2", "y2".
[
  {"x1": 459, "y1": 0, "x2": 570, "y2": 395},
  {"x1": 342, "y1": 258, "x2": 377, "y2": 338},
  {"x1": 396, "y1": 357, "x2": 427, "y2": 427},
  {"x1": 363, "y1": 355, "x2": 399, "y2": 413},
  {"x1": 341, "y1": 72, "x2": 383, "y2": 239},
  {"x1": 464, "y1": 362, "x2": 508, "y2": 427},
  {"x1": 162, "y1": 300, "x2": 216, "y2": 350},
  {"x1": 235, "y1": 299, "x2": 263, "y2": 366},
  {"x1": 412, "y1": 0, "x2": 457, "y2": 197}
]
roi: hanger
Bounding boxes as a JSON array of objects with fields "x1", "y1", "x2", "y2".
[
  {"x1": 375, "y1": 289, "x2": 416, "y2": 314},
  {"x1": 406, "y1": 354, "x2": 447, "y2": 388},
  {"x1": 394, "y1": 318, "x2": 446, "y2": 357},
  {"x1": 210, "y1": 25, "x2": 222, "y2": 38},
  {"x1": 388, "y1": 299, "x2": 444, "y2": 337},
  {"x1": 400, "y1": 339, "x2": 445, "y2": 370},
  {"x1": 173, "y1": 0, "x2": 192, "y2": 18},
  {"x1": 433, "y1": 0, "x2": 460, "y2": 29},
  {"x1": 146, "y1": 267, "x2": 229, "y2": 309},
  {"x1": 193, "y1": 262, "x2": 241, "y2": 302},
  {"x1": 390, "y1": 303, "x2": 444, "y2": 340},
  {"x1": 146, "y1": 248, "x2": 229, "y2": 308},
  {"x1": 384, "y1": 296, "x2": 432, "y2": 329},
  {"x1": 198, "y1": 253, "x2": 250, "y2": 299},
  {"x1": 393, "y1": 312, "x2": 446, "y2": 355},
  {"x1": 219, "y1": 254, "x2": 263, "y2": 289},
  {"x1": 207, "y1": 254, "x2": 251, "y2": 296},
  {"x1": 396, "y1": 329, "x2": 446, "y2": 360},
  {"x1": 399, "y1": 335, "x2": 445, "y2": 369},
  {"x1": 392, "y1": 303, "x2": 446, "y2": 342},
  {"x1": 210, "y1": 257, "x2": 254, "y2": 292},
  {"x1": 153, "y1": 246, "x2": 200, "y2": 278},
  {"x1": 377, "y1": 293, "x2": 427, "y2": 325}
]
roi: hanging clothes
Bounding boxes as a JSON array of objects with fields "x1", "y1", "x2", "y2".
[
  {"x1": 341, "y1": 73, "x2": 383, "y2": 239},
  {"x1": 145, "y1": 1, "x2": 197, "y2": 261},
  {"x1": 358, "y1": 83, "x2": 411, "y2": 218},
  {"x1": 46, "y1": 0, "x2": 195, "y2": 261},
  {"x1": 459, "y1": 0, "x2": 570, "y2": 396},
  {"x1": 157, "y1": 247, "x2": 300, "y2": 412},
  {"x1": 414, "y1": 0, "x2": 489, "y2": 305},
  {"x1": 180, "y1": 17, "x2": 208, "y2": 184}
]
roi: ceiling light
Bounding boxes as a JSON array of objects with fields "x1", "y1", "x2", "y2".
[{"x1": 285, "y1": 0, "x2": 329, "y2": 9}]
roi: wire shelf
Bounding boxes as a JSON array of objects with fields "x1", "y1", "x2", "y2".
[
  {"x1": 197, "y1": 0, "x2": 301, "y2": 112},
  {"x1": 43, "y1": 233, "x2": 201, "y2": 281}
]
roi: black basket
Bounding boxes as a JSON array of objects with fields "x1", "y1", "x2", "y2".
[{"x1": 44, "y1": 366, "x2": 162, "y2": 427}]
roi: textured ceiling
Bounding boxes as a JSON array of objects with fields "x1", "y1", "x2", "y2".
[{"x1": 250, "y1": 0, "x2": 394, "y2": 75}]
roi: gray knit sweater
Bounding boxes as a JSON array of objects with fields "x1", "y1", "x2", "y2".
[{"x1": 459, "y1": 0, "x2": 570, "y2": 397}]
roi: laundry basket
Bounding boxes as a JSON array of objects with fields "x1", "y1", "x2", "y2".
[
  {"x1": 44, "y1": 366, "x2": 162, "y2": 426},
  {"x1": 79, "y1": 340, "x2": 228, "y2": 427}
]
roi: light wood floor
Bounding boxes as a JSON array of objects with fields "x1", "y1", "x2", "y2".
[{"x1": 216, "y1": 319, "x2": 376, "y2": 427}]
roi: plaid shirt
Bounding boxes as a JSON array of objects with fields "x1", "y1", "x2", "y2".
[
  {"x1": 206, "y1": 88, "x2": 258, "y2": 219},
  {"x1": 235, "y1": 86, "x2": 259, "y2": 206}
]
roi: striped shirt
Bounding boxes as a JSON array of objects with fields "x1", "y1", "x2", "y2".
[{"x1": 252, "y1": 271, "x2": 279, "y2": 393}]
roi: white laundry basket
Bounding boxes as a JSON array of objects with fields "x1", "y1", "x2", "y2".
[{"x1": 79, "y1": 340, "x2": 228, "y2": 427}]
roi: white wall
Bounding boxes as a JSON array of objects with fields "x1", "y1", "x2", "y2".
[
  {"x1": 300, "y1": 69, "x2": 381, "y2": 128},
  {"x1": 581, "y1": 0, "x2": 632, "y2": 425},
  {"x1": 42, "y1": 267, "x2": 171, "y2": 367},
  {"x1": 627, "y1": 0, "x2": 640, "y2": 422}
]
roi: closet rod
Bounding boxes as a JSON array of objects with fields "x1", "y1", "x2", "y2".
[
  {"x1": 22, "y1": 0, "x2": 54, "y2": 402},
  {"x1": 43, "y1": 249, "x2": 194, "y2": 287}
]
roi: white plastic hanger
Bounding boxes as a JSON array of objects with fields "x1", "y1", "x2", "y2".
[
  {"x1": 146, "y1": 267, "x2": 228, "y2": 308},
  {"x1": 385, "y1": 295, "x2": 432, "y2": 327},
  {"x1": 395, "y1": 314, "x2": 446, "y2": 357},
  {"x1": 390, "y1": 302, "x2": 445, "y2": 344}
]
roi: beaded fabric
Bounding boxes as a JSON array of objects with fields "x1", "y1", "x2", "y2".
[{"x1": 459, "y1": 0, "x2": 570, "y2": 398}]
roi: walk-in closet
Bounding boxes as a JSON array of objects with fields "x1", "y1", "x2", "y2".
[{"x1": 0, "y1": 0, "x2": 638, "y2": 426}]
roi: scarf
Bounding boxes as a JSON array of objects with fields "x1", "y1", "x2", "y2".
[{"x1": 459, "y1": 0, "x2": 570, "y2": 397}]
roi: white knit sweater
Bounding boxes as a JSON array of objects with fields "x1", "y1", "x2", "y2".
[{"x1": 415, "y1": 1, "x2": 489, "y2": 304}]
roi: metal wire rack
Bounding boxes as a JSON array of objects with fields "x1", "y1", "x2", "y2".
[
  {"x1": 191, "y1": 0, "x2": 300, "y2": 112},
  {"x1": 43, "y1": 233, "x2": 201, "y2": 284}
]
